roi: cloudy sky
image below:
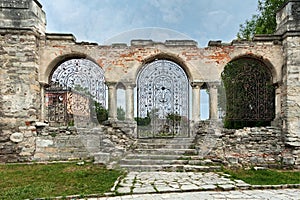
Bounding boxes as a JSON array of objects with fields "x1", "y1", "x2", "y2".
[{"x1": 38, "y1": 0, "x2": 258, "y2": 47}]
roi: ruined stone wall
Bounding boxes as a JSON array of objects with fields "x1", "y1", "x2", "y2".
[
  {"x1": 282, "y1": 35, "x2": 300, "y2": 149},
  {"x1": 0, "y1": 30, "x2": 41, "y2": 162},
  {"x1": 0, "y1": 0, "x2": 44, "y2": 162},
  {"x1": 195, "y1": 125, "x2": 298, "y2": 169},
  {"x1": 2, "y1": 121, "x2": 136, "y2": 163},
  {"x1": 0, "y1": 0, "x2": 299, "y2": 168},
  {"x1": 277, "y1": 1, "x2": 300, "y2": 164}
]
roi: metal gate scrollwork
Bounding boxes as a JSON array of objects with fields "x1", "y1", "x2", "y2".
[
  {"x1": 46, "y1": 59, "x2": 106, "y2": 126},
  {"x1": 137, "y1": 59, "x2": 189, "y2": 138}
]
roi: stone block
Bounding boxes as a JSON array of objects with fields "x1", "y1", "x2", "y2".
[
  {"x1": 10, "y1": 132, "x2": 24, "y2": 143},
  {"x1": 93, "y1": 152, "x2": 110, "y2": 164},
  {"x1": 282, "y1": 157, "x2": 295, "y2": 165},
  {"x1": 226, "y1": 156, "x2": 239, "y2": 164},
  {"x1": 36, "y1": 139, "x2": 53, "y2": 147}
]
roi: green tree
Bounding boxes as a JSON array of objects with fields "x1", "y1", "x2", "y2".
[
  {"x1": 94, "y1": 102, "x2": 108, "y2": 123},
  {"x1": 117, "y1": 106, "x2": 125, "y2": 121},
  {"x1": 237, "y1": 0, "x2": 287, "y2": 40},
  {"x1": 135, "y1": 111, "x2": 151, "y2": 126}
]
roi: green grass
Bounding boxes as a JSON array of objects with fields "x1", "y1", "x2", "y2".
[
  {"x1": 0, "y1": 162, "x2": 124, "y2": 200},
  {"x1": 223, "y1": 168, "x2": 300, "y2": 185}
]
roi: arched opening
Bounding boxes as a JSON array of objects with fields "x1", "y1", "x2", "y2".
[
  {"x1": 116, "y1": 83, "x2": 126, "y2": 121},
  {"x1": 136, "y1": 59, "x2": 190, "y2": 138},
  {"x1": 45, "y1": 58, "x2": 106, "y2": 126},
  {"x1": 200, "y1": 84, "x2": 209, "y2": 120},
  {"x1": 221, "y1": 57, "x2": 275, "y2": 129}
]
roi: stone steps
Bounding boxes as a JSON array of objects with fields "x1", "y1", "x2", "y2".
[
  {"x1": 136, "y1": 143, "x2": 193, "y2": 149},
  {"x1": 125, "y1": 154, "x2": 181, "y2": 160},
  {"x1": 132, "y1": 148, "x2": 198, "y2": 155},
  {"x1": 120, "y1": 164, "x2": 221, "y2": 172},
  {"x1": 118, "y1": 137, "x2": 222, "y2": 172},
  {"x1": 120, "y1": 158, "x2": 189, "y2": 165}
]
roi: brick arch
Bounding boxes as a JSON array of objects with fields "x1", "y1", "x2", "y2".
[
  {"x1": 136, "y1": 53, "x2": 193, "y2": 83},
  {"x1": 228, "y1": 54, "x2": 278, "y2": 84},
  {"x1": 43, "y1": 54, "x2": 107, "y2": 125},
  {"x1": 221, "y1": 56, "x2": 276, "y2": 128},
  {"x1": 40, "y1": 53, "x2": 101, "y2": 84},
  {"x1": 136, "y1": 58, "x2": 190, "y2": 138}
]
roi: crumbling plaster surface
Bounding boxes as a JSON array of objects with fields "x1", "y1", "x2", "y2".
[{"x1": 39, "y1": 37, "x2": 283, "y2": 85}]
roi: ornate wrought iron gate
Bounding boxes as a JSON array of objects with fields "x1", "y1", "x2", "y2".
[
  {"x1": 46, "y1": 59, "x2": 106, "y2": 126},
  {"x1": 137, "y1": 60, "x2": 189, "y2": 138},
  {"x1": 222, "y1": 58, "x2": 275, "y2": 128}
]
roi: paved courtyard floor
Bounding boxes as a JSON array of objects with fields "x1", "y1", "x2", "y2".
[
  {"x1": 78, "y1": 171, "x2": 300, "y2": 200},
  {"x1": 114, "y1": 171, "x2": 250, "y2": 194},
  {"x1": 83, "y1": 189, "x2": 300, "y2": 200}
]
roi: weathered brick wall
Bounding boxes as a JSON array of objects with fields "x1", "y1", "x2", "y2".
[{"x1": 39, "y1": 37, "x2": 283, "y2": 86}]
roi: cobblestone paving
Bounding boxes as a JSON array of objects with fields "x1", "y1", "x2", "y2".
[
  {"x1": 87, "y1": 189, "x2": 300, "y2": 199},
  {"x1": 114, "y1": 171, "x2": 250, "y2": 194},
  {"x1": 79, "y1": 172, "x2": 300, "y2": 200}
]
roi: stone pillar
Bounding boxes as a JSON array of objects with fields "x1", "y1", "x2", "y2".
[
  {"x1": 124, "y1": 83, "x2": 135, "y2": 121},
  {"x1": 40, "y1": 83, "x2": 46, "y2": 121},
  {"x1": 192, "y1": 83, "x2": 202, "y2": 122},
  {"x1": 209, "y1": 83, "x2": 218, "y2": 120},
  {"x1": 276, "y1": 0, "x2": 300, "y2": 169},
  {"x1": 274, "y1": 84, "x2": 282, "y2": 125},
  {"x1": 107, "y1": 82, "x2": 117, "y2": 120}
]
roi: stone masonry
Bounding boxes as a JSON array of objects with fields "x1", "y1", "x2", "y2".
[{"x1": 0, "y1": 0, "x2": 299, "y2": 169}]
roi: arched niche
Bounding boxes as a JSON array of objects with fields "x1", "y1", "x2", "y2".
[
  {"x1": 222, "y1": 57, "x2": 275, "y2": 129},
  {"x1": 136, "y1": 59, "x2": 190, "y2": 138},
  {"x1": 44, "y1": 58, "x2": 106, "y2": 126}
]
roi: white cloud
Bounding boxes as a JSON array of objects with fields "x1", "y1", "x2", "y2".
[
  {"x1": 148, "y1": 0, "x2": 187, "y2": 24},
  {"x1": 39, "y1": 0, "x2": 258, "y2": 46}
]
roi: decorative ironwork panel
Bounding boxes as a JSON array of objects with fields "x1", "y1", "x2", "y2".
[
  {"x1": 45, "y1": 83, "x2": 71, "y2": 126},
  {"x1": 222, "y1": 58, "x2": 275, "y2": 127},
  {"x1": 46, "y1": 59, "x2": 106, "y2": 126},
  {"x1": 137, "y1": 60, "x2": 189, "y2": 138},
  {"x1": 51, "y1": 59, "x2": 106, "y2": 105}
]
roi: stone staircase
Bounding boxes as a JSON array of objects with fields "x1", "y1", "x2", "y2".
[{"x1": 118, "y1": 137, "x2": 222, "y2": 172}]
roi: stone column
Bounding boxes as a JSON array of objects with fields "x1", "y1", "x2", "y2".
[
  {"x1": 274, "y1": 84, "x2": 282, "y2": 125},
  {"x1": 107, "y1": 82, "x2": 117, "y2": 120},
  {"x1": 124, "y1": 83, "x2": 135, "y2": 121},
  {"x1": 209, "y1": 83, "x2": 218, "y2": 120},
  {"x1": 192, "y1": 83, "x2": 202, "y2": 122},
  {"x1": 40, "y1": 83, "x2": 46, "y2": 121}
]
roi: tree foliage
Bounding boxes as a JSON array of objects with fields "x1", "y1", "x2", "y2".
[
  {"x1": 95, "y1": 102, "x2": 108, "y2": 123},
  {"x1": 237, "y1": 0, "x2": 287, "y2": 40},
  {"x1": 117, "y1": 106, "x2": 125, "y2": 121},
  {"x1": 135, "y1": 113, "x2": 151, "y2": 126}
]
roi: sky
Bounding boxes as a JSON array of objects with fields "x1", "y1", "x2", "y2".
[
  {"x1": 38, "y1": 0, "x2": 258, "y2": 119},
  {"x1": 38, "y1": 0, "x2": 258, "y2": 47}
]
